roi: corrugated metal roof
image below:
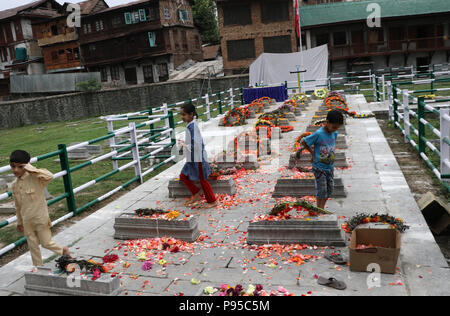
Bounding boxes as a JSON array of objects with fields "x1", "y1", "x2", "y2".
[{"x1": 299, "y1": 0, "x2": 450, "y2": 28}]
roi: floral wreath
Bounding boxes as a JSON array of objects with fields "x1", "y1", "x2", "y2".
[
  {"x1": 342, "y1": 213, "x2": 409, "y2": 233},
  {"x1": 279, "y1": 125, "x2": 294, "y2": 133},
  {"x1": 313, "y1": 88, "x2": 329, "y2": 99},
  {"x1": 325, "y1": 96, "x2": 348, "y2": 108},
  {"x1": 248, "y1": 101, "x2": 264, "y2": 113},
  {"x1": 223, "y1": 107, "x2": 246, "y2": 127},
  {"x1": 291, "y1": 93, "x2": 308, "y2": 103},
  {"x1": 283, "y1": 99, "x2": 297, "y2": 108},
  {"x1": 269, "y1": 200, "x2": 333, "y2": 218}
]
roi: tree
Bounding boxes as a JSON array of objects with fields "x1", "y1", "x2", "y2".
[{"x1": 192, "y1": 0, "x2": 220, "y2": 45}]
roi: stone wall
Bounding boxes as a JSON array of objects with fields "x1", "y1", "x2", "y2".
[{"x1": 0, "y1": 74, "x2": 249, "y2": 129}]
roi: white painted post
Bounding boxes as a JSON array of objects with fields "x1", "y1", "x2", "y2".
[
  {"x1": 410, "y1": 65, "x2": 415, "y2": 77},
  {"x1": 162, "y1": 103, "x2": 169, "y2": 129},
  {"x1": 372, "y1": 74, "x2": 377, "y2": 101},
  {"x1": 129, "y1": 122, "x2": 143, "y2": 183},
  {"x1": 382, "y1": 74, "x2": 386, "y2": 101},
  {"x1": 205, "y1": 94, "x2": 211, "y2": 121},
  {"x1": 229, "y1": 88, "x2": 234, "y2": 109},
  {"x1": 387, "y1": 81, "x2": 393, "y2": 121},
  {"x1": 403, "y1": 90, "x2": 410, "y2": 144},
  {"x1": 440, "y1": 109, "x2": 450, "y2": 183},
  {"x1": 107, "y1": 119, "x2": 119, "y2": 170}
]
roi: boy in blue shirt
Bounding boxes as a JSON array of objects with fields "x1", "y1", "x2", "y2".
[{"x1": 296, "y1": 110, "x2": 344, "y2": 210}]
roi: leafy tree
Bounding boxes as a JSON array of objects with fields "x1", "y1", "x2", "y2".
[{"x1": 192, "y1": 0, "x2": 220, "y2": 45}]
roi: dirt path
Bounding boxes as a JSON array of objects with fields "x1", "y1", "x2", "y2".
[{"x1": 377, "y1": 117, "x2": 450, "y2": 265}]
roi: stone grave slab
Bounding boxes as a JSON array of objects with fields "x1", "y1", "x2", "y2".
[
  {"x1": 213, "y1": 153, "x2": 259, "y2": 170},
  {"x1": 24, "y1": 267, "x2": 121, "y2": 296},
  {"x1": 247, "y1": 215, "x2": 346, "y2": 246},
  {"x1": 114, "y1": 213, "x2": 200, "y2": 242},
  {"x1": 307, "y1": 125, "x2": 347, "y2": 135},
  {"x1": 288, "y1": 152, "x2": 348, "y2": 169},
  {"x1": 272, "y1": 178, "x2": 347, "y2": 198},
  {"x1": 168, "y1": 178, "x2": 236, "y2": 198},
  {"x1": 69, "y1": 142, "x2": 103, "y2": 155}
]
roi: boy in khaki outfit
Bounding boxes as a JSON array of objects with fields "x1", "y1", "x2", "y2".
[{"x1": 10, "y1": 150, "x2": 70, "y2": 267}]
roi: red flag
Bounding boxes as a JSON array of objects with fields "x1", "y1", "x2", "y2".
[{"x1": 295, "y1": 0, "x2": 299, "y2": 38}]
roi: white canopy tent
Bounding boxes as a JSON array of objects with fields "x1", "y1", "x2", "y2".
[{"x1": 249, "y1": 44, "x2": 329, "y2": 93}]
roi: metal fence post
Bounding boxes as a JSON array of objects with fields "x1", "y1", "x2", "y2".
[
  {"x1": 58, "y1": 144, "x2": 77, "y2": 215},
  {"x1": 392, "y1": 83, "x2": 398, "y2": 123},
  {"x1": 418, "y1": 97, "x2": 426, "y2": 155},
  {"x1": 328, "y1": 77, "x2": 332, "y2": 91},
  {"x1": 387, "y1": 81, "x2": 393, "y2": 121},
  {"x1": 382, "y1": 74, "x2": 386, "y2": 101},
  {"x1": 403, "y1": 90, "x2": 410, "y2": 144},
  {"x1": 440, "y1": 109, "x2": 450, "y2": 182},
  {"x1": 217, "y1": 91, "x2": 223, "y2": 115},
  {"x1": 148, "y1": 107, "x2": 155, "y2": 137},
  {"x1": 163, "y1": 103, "x2": 170, "y2": 130},
  {"x1": 205, "y1": 93, "x2": 211, "y2": 121},
  {"x1": 129, "y1": 122, "x2": 143, "y2": 184},
  {"x1": 107, "y1": 119, "x2": 119, "y2": 170}
]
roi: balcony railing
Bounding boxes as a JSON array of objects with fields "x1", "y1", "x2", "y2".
[{"x1": 329, "y1": 36, "x2": 450, "y2": 59}]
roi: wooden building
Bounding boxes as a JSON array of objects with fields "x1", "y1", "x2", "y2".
[
  {"x1": 299, "y1": 0, "x2": 450, "y2": 73},
  {"x1": 78, "y1": 0, "x2": 203, "y2": 84},
  {"x1": 33, "y1": 0, "x2": 108, "y2": 74},
  {"x1": 0, "y1": 0, "x2": 62, "y2": 96},
  {"x1": 215, "y1": 0, "x2": 297, "y2": 76}
]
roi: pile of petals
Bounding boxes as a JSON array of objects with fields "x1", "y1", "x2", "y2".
[
  {"x1": 102, "y1": 254, "x2": 119, "y2": 263},
  {"x1": 205, "y1": 284, "x2": 294, "y2": 296},
  {"x1": 135, "y1": 209, "x2": 190, "y2": 221},
  {"x1": 55, "y1": 255, "x2": 111, "y2": 281},
  {"x1": 119, "y1": 237, "x2": 195, "y2": 260}
]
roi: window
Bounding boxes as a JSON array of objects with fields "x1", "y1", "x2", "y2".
[
  {"x1": 89, "y1": 44, "x2": 96, "y2": 51},
  {"x1": 51, "y1": 25, "x2": 58, "y2": 36},
  {"x1": 112, "y1": 16, "x2": 122, "y2": 28},
  {"x1": 66, "y1": 48, "x2": 73, "y2": 60},
  {"x1": 223, "y1": 3, "x2": 251, "y2": 26},
  {"x1": 51, "y1": 51, "x2": 58, "y2": 60},
  {"x1": 100, "y1": 67, "x2": 108, "y2": 82},
  {"x1": 111, "y1": 65, "x2": 121, "y2": 81},
  {"x1": 95, "y1": 20, "x2": 104, "y2": 31},
  {"x1": 133, "y1": 11, "x2": 140, "y2": 23},
  {"x1": 316, "y1": 33, "x2": 329, "y2": 46},
  {"x1": 164, "y1": 8, "x2": 170, "y2": 20},
  {"x1": 148, "y1": 32, "x2": 156, "y2": 47},
  {"x1": 139, "y1": 9, "x2": 146, "y2": 21},
  {"x1": 73, "y1": 47, "x2": 80, "y2": 60},
  {"x1": 58, "y1": 49, "x2": 65, "y2": 55},
  {"x1": 143, "y1": 65, "x2": 154, "y2": 83},
  {"x1": 263, "y1": 35, "x2": 292, "y2": 53},
  {"x1": 124, "y1": 12, "x2": 132, "y2": 24},
  {"x1": 227, "y1": 39, "x2": 255, "y2": 61},
  {"x1": 179, "y1": 10, "x2": 189, "y2": 22},
  {"x1": 261, "y1": 0, "x2": 289, "y2": 23},
  {"x1": 333, "y1": 31, "x2": 347, "y2": 46},
  {"x1": 158, "y1": 63, "x2": 169, "y2": 81},
  {"x1": 83, "y1": 23, "x2": 92, "y2": 34}
]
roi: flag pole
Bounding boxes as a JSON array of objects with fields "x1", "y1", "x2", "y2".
[{"x1": 297, "y1": 0, "x2": 304, "y2": 92}]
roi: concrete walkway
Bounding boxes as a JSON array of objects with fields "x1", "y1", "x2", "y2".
[{"x1": 0, "y1": 96, "x2": 449, "y2": 296}]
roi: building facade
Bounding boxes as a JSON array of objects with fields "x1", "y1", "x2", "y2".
[
  {"x1": 216, "y1": 0, "x2": 297, "y2": 76},
  {"x1": 0, "y1": 0, "x2": 62, "y2": 96},
  {"x1": 33, "y1": 0, "x2": 109, "y2": 74},
  {"x1": 299, "y1": 0, "x2": 450, "y2": 73},
  {"x1": 78, "y1": 0, "x2": 203, "y2": 85}
]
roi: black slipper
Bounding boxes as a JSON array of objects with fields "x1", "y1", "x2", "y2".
[
  {"x1": 317, "y1": 276, "x2": 347, "y2": 290},
  {"x1": 325, "y1": 251, "x2": 347, "y2": 265}
]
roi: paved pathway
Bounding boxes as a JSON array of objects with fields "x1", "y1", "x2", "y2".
[{"x1": 0, "y1": 95, "x2": 449, "y2": 296}]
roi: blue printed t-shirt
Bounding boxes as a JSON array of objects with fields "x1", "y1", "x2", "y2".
[{"x1": 304, "y1": 127, "x2": 338, "y2": 171}]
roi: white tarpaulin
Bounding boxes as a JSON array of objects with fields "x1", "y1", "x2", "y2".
[{"x1": 249, "y1": 44, "x2": 328, "y2": 93}]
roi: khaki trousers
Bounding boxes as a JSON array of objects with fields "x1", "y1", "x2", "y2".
[{"x1": 23, "y1": 221, "x2": 64, "y2": 267}]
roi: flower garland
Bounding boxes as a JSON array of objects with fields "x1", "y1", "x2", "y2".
[
  {"x1": 291, "y1": 93, "x2": 308, "y2": 103},
  {"x1": 222, "y1": 107, "x2": 246, "y2": 127},
  {"x1": 55, "y1": 255, "x2": 110, "y2": 280},
  {"x1": 313, "y1": 88, "x2": 329, "y2": 99},
  {"x1": 342, "y1": 213, "x2": 410, "y2": 233},
  {"x1": 269, "y1": 200, "x2": 333, "y2": 218},
  {"x1": 312, "y1": 119, "x2": 327, "y2": 126},
  {"x1": 294, "y1": 132, "x2": 312, "y2": 151},
  {"x1": 324, "y1": 95, "x2": 348, "y2": 108},
  {"x1": 279, "y1": 125, "x2": 294, "y2": 133}
]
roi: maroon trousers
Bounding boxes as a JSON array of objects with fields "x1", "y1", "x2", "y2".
[{"x1": 180, "y1": 163, "x2": 216, "y2": 203}]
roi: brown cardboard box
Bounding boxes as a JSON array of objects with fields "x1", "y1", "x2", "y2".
[
  {"x1": 418, "y1": 192, "x2": 450, "y2": 235},
  {"x1": 349, "y1": 228, "x2": 401, "y2": 274}
]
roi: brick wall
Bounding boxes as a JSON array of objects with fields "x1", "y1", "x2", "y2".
[{"x1": 218, "y1": 0, "x2": 297, "y2": 75}]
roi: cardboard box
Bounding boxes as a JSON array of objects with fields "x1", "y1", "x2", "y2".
[{"x1": 349, "y1": 228, "x2": 401, "y2": 274}]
